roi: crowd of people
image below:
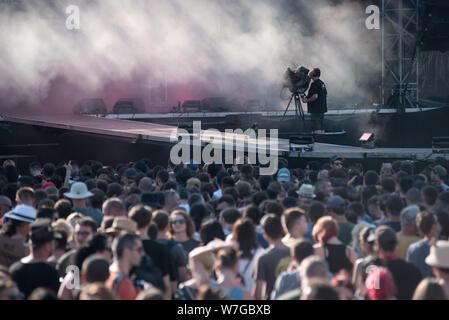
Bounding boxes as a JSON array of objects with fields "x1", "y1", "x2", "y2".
[{"x1": 1, "y1": 155, "x2": 449, "y2": 300}]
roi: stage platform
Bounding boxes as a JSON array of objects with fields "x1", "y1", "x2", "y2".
[
  {"x1": 1, "y1": 113, "x2": 448, "y2": 162},
  {"x1": 288, "y1": 142, "x2": 449, "y2": 161},
  {"x1": 99, "y1": 107, "x2": 437, "y2": 120},
  {"x1": 0, "y1": 113, "x2": 288, "y2": 153}
]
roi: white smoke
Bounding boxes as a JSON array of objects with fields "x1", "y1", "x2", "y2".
[{"x1": 0, "y1": 0, "x2": 379, "y2": 112}]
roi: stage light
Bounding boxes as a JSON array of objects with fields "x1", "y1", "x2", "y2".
[
  {"x1": 432, "y1": 136, "x2": 449, "y2": 153},
  {"x1": 359, "y1": 133, "x2": 375, "y2": 149},
  {"x1": 289, "y1": 134, "x2": 314, "y2": 152}
]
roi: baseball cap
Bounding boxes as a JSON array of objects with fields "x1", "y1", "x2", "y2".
[
  {"x1": 326, "y1": 195, "x2": 345, "y2": 210},
  {"x1": 367, "y1": 225, "x2": 397, "y2": 247},
  {"x1": 277, "y1": 168, "x2": 291, "y2": 182}
]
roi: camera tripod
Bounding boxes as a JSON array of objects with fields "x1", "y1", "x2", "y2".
[{"x1": 281, "y1": 92, "x2": 306, "y2": 125}]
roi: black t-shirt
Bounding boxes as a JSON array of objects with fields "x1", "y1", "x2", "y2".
[
  {"x1": 10, "y1": 261, "x2": 61, "y2": 298},
  {"x1": 156, "y1": 238, "x2": 187, "y2": 282},
  {"x1": 384, "y1": 258, "x2": 422, "y2": 300},
  {"x1": 142, "y1": 239, "x2": 170, "y2": 277},
  {"x1": 307, "y1": 79, "x2": 327, "y2": 114}
]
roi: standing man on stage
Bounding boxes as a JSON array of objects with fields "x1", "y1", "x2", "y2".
[{"x1": 302, "y1": 68, "x2": 327, "y2": 134}]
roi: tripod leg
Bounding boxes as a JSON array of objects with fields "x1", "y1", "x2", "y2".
[{"x1": 281, "y1": 94, "x2": 295, "y2": 121}]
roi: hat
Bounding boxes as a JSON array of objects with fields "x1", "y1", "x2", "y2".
[
  {"x1": 64, "y1": 182, "x2": 94, "y2": 199},
  {"x1": 105, "y1": 217, "x2": 138, "y2": 234},
  {"x1": 187, "y1": 178, "x2": 201, "y2": 190},
  {"x1": 326, "y1": 195, "x2": 345, "y2": 210},
  {"x1": 141, "y1": 192, "x2": 163, "y2": 208},
  {"x1": 432, "y1": 165, "x2": 447, "y2": 178},
  {"x1": 29, "y1": 219, "x2": 58, "y2": 246},
  {"x1": 330, "y1": 155, "x2": 344, "y2": 163},
  {"x1": 425, "y1": 241, "x2": 449, "y2": 269},
  {"x1": 277, "y1": 168, "x2": 291, "y2": 182},
  {"x1": 42, "y1": 182, "x2": 56, "y2": 190},
  {"x1": 296, "y1": 184, "x2": 316, "y2": 198},
  {"x1": 367, "y1": 225, "x2": 397, "y2": 247},
  {"x1": 125, "y1": 168, "x2": 137, "y2": 179},
  {"x1": 3, "y1": 205, "x2": 36, "y2": 223}
]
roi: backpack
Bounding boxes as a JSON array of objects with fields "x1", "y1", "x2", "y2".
[{"x1": 130, "y1": 255, "x2": 165, "y2": 291}]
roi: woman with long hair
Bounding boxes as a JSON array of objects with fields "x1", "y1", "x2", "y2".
[
  {"x1": 168, "y1": 209, "x2": 199, "y2": 255},
  {"x1": 231, "y1": 218, "x2": 263, "y2": 293}
]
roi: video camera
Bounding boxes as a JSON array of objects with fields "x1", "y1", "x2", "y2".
[{"x1": 283, "y1": 66, "x2": 311, "y2": 96}]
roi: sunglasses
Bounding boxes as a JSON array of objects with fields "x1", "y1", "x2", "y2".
[{"x1": 171, "y1": 219, "x2": 185, "y2": 225}]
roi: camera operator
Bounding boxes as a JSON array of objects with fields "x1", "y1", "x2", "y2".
[{"x1": 301, "y1": 68, "x2": 327, "y2": 134}]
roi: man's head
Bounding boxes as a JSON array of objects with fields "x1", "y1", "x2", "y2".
[
  {"x1": 219, "y1": 208, "x2": 241, "y2": 231},
  {"x1": 309, "y1": 68, "x2": 321, "y2": 80},
  {"x1": 111, "y1": 232, "x2": 143, "y2": 267},
  {"x1": 164, "y1": 189, "x2": 180, "y2": 212},
  {"x1": 29, "y1": 218, "x2": 57, "y2": 258},
  {"x1": 29, "y1": 162, "x2": 42, "y2": 177},
  {"x1": 430, "y1": 165, "x2": 447, "y2": 182},
  {"x1": 326, "y1": 195, "x2": 346, "y2": 216},
  {"x1": 81, "y1": 254, "x2": 110, "y2": 283},
  {"x1": 421, "y1": 185, "x2": 439, "y2": 207},
  {"x1": 129, "y1": 205, "x2": 152, "y2": 231},
  {"x1": 308, "y1": 200, "x2": 326, "y2": 225},
  {"x1": 152, "y1": 210, "x2": 170, "y2": 234},
  {"x1": 74, "y1": 217, "x2": 97, "y2": 247},
  {"x1": 282, "y1": 207, "x2": 308, "y2": 238},
  {"x1": 138, "y1": 177, "x2": 154, "y2": 193},
  {"x1": 299, "y1": 255, "x2": 329, "y2": 287},
  {"x1": 291, "y1": 239, "x2": 314, "y2": 264},
  {"x1": 15, "y1": 187, "x2": 34, "y2": 206},
  {"x1": 102, "y1": 198, "x2": 127, "y2": 217},
  {"x1": 368, "y1": 225, "x2": 398, "y2": 254},
  {"x1": 416, "y1": 211, "x2": 441, "y2": 238},
  {"x1": 385, "y1": 195, "x2": 405, "y2": 219},
  {"x1": 400, "y1": 205, "x2": 420, "y2": 233},
  {"x1": 260, "y1": 214, "x2": 284, "y2": 242},
  {"x1": 0, "y1": 196, "x2": 12, "y2": 217}
]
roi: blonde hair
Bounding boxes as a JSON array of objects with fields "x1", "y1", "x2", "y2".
[
  {"x1": 67, "y1": 212, "x2": 84, "y2": 226},
  {"x1": 79, "y1": 282, "x2": 117, "y2": 300},
  {"x1": 52, "y1": 219, "x2": 74, "y2": 242}
]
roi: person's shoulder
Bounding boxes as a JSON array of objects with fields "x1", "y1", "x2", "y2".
[
  {"x1": 408, "y1": 238, "x2": 426, "y2": 250},
  {"x1": 9, "y1": 260, "x2": 25, "y2": 274}
]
